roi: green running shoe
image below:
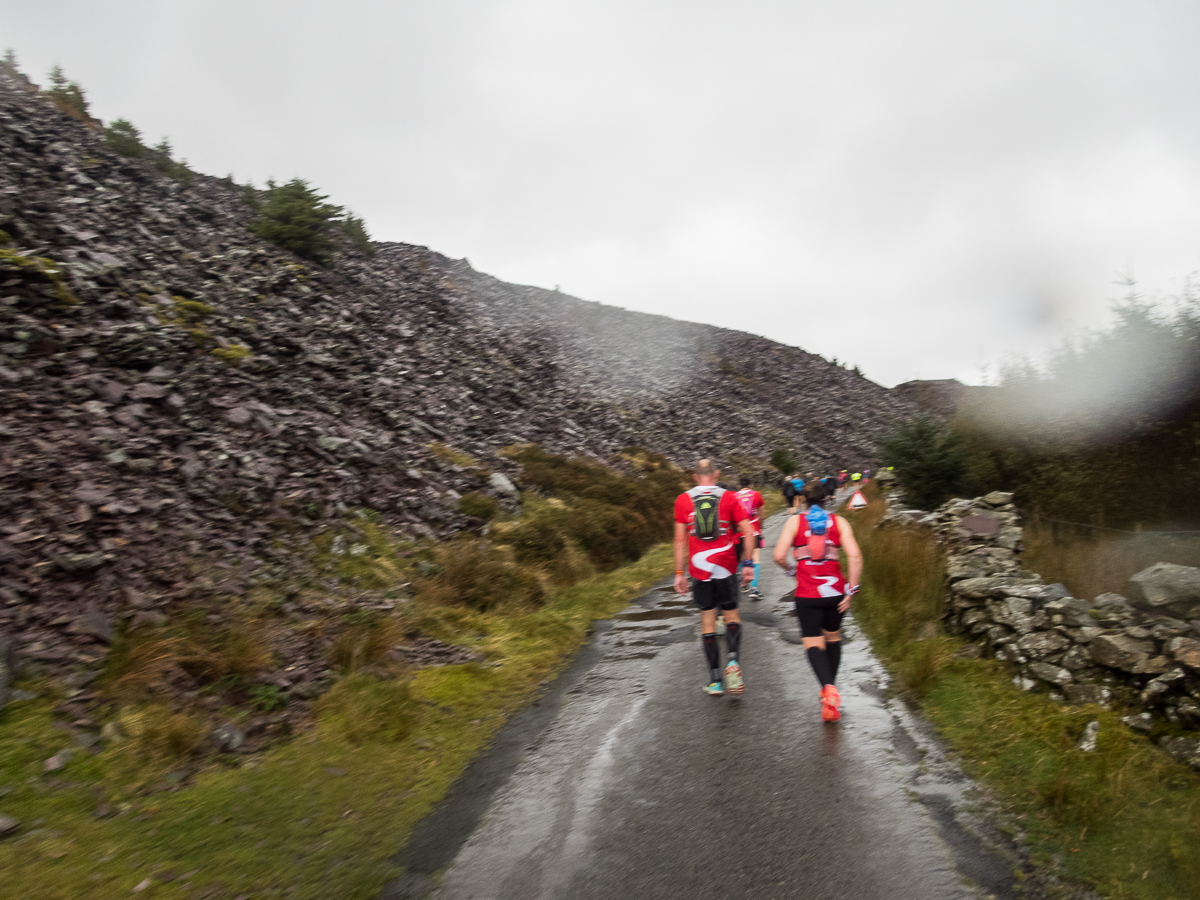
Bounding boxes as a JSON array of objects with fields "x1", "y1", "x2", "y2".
[{"x1": 703, "y1": 681, "x2": 725, "y2": 696}]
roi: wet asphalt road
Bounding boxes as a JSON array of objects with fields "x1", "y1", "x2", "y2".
[{"x1": 386, "y1": 511, "x2": 1015, "y2": 900}]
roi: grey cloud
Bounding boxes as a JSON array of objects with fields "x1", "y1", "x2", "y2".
[{"x1": 8, "y1": 0, "x2": 1200, "y2": 385}]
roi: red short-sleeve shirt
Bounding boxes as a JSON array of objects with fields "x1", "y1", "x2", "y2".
[{"x1": 674, "y1": 486, "x2": 747, "y2": 581}]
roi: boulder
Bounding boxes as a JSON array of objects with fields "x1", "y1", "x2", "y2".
[
  {"x1": 1076, "y1": 720, "x2": 1101, "y2": 752},
  {"x1": 1028, "y1": 661, "x2": 1072, "y2": 686},
  {"x1": 955, "y1": 576, "x2": 1023, "y2": 600},
  {"x1": 1014, "y1": 632, "x2": 1069, "y2": 657},
  {"x1": 1165, "y1": 636, "x2": 1200, "y2": 672},
  {"x1": 981, "y1": 491, "x2": 1014, "y2": 507},
  {"x1": 1142, "y1": 669, "x2": 1187, "y2": 705},
  {"x1": 945, "y1": 555, "x2": 994, "y2": 583},
  {"x1": 1121, "y1": 712, "x2": 1153, "y2": 732},
  {"x1": 1160, "y1": 736, "x2": 1200, "y2": 769},
  {"x1": 1066, "y1": 684, "x2": 1111, "y2": 706},
  {"x1": 1060, "y1": 645, "x2": 1093, "y2": 671},
  {"x1": 1088, "y1": 634, "x2": 1169, "y2": 674},
  {"x1": 488, "y1": 473, "x2": 520, "y2": 499},
  {"x1": 986, "y1": 596, "x2": 1035, "y2": 633},
  {"x1": 1126, "y1": 564, "x2": 1200, "y2": 619}
]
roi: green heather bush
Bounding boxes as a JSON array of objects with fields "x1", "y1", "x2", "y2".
[
  {"x1": 502, "y1": 446, "x2": 685, "y2": 572},
  {"x1": 418, "y1": 537, "x2": 547, "y2": 612},
  {"x1": 251, "y1": 178, "x2": 345, "y2": 263},
  {"x1": 458, "y1": 491, "x2": 498, "y2": 520}
]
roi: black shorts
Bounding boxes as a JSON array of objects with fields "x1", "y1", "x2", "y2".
[
  {"x1": 692, "y1": 577, "x2": 739, "y2": 611},
  {"x1": 794, "y1": 596, "x2": 844, "y2": 637}
]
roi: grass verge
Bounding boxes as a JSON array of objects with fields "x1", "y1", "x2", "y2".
[
  {"x1": 844, "y1": 483, "x2": 1200, "y2": 900},
  {"x1": 0, "y1": 546, "x2": 674, "y2": 900}
]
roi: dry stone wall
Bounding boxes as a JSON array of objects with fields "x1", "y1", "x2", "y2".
[{"x1": 882, "y1": 493, "x2": 1200, "y2": 770}]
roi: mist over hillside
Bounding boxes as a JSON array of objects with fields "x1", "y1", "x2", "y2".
[{"x1": 0, "y1": 66, "x2": 914, "y2": 661}]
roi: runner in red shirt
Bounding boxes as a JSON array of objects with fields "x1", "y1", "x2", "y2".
[
  {"x1": 734, "y1": 476, "x2": 765, "y2": 601},
  {"x1": 674, "y1": 459, "x2": 755, "y2": 696},
  {"x1": 772, "y1": 498, "x2": 863, "y2": 721}
]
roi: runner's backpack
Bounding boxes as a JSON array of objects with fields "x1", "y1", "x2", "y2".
[
  {"x1": 736, "y1": 488, "x2": 758, "y2": 520},
  {"x1": 805, "y1": 505, "x2": 831, "y2": 561},
  {"x1": 691, "y1": 490, "x2": 724, "y2": 541}
]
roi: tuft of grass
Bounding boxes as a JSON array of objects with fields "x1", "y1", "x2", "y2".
[
  {"x1": 842, "y1": 482, "x2": 948, "y2": 695},
  {"x1": 316, "y1": 674, "x2": 419, "y2": 744},
  {"x1": 417, "y1": 537, "x2": 547, "y2": 612},
  {"x1": 429, "y1": 442, "x2": 478, "y2": 468},
  {"x1": 458, "y1": 491, "x2": 498, "y2": 520},
  {"x1": 110, "y1": 703, "x2": 209, "y2": 765},
  {"x1": 210, "y1": 344, "x2": 252, "y2": 366},
  {"x1": 329, "y1": 612, "x2": 406, "y2": 675}
]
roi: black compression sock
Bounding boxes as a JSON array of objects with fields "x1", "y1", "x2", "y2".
[
  {"x1": 725, "y1": 622, "x2": 741, "y2": 660},
  {"x1": 806, "y1": 646, "x2": 834, "y2": 687},
  {"x1": 825, "y1": 640, "x2": 842, "y2": 683},
  {"x1": 702, "y1": 633, "x2": 721, "y2": 682}
]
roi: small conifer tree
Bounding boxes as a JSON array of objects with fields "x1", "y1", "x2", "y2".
[
  {"x1": 251, "y1": 179, "x2": 345, "y2": 263},
  {"x1": 45, "y1": 64, "x2": 90, "y2": 121},
  {"x1": 103, "y1": 118, "x2": 145, "y2": 158},
  {"x1": 2, "y1": 50, "x2": 18, "y2": 75},
  {"x1": 341, "y1": 213, "x2": 375, "y2": 256},
  {"x1": 881, "y1": 415, "x2": 966, "y2": 510}
]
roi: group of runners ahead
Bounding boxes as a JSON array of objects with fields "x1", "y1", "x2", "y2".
[{"x1": 673, "y1": 459, "x2": 863, "y2": 722}]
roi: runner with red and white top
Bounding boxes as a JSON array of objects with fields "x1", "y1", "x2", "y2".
[
  {"x1": 734, "y1": 476, "x2": 765, "y2": 601},
  {"x1": 674, "y1": 459, "x2": 756, "y2": 696},
  {"x1": 772, "y1": 497, "x2": 863, "y2": 721}
]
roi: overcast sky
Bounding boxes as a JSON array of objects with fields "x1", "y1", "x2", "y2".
[{"x1": 7, "y1": 1, "x2": 1200, "y2": 386}]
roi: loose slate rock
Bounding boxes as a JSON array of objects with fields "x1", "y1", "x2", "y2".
[{"x1": 1127, "y1": 563, "x2": 1200, "y2": 618}]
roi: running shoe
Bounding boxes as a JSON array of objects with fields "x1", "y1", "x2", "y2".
[
  {"x1": 820, "y1": 684, "x2": 841, "y2": 721},
  {"x1": 715, "y1": 616, "x2": 727, "y2": 636},
  {"x1": 725, "y1": 661, "x2": 745, "y2": 696},
  {"x1": 704, "y1": 681, "x2": 725, "y2": 696},
  {"x1": 749, "y1": 587, "x2": 763, "y2": 602}
]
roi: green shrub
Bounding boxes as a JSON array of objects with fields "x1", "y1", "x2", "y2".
[
  {"x1": 103, "y1": 118, "x2": 146, "y2": 158},
  {"x1": 770, "y1": 447, "x2": 796, "y2": 474},
  {"x1": 44, "y1": 64, "x2": 89, "y2": 121},
  {"x1": 341, "y1": 214, "x2": 375, "y2": 256},
  {"x1": 458, "y1": 492, "x2": 498, "y2": 520},
  {"x1": 882, "y1": 415, "x2": 966, "y2": 510},
  {"x1": 250, "y1": 683, "x2": 288, "y2": 712},
  {"x1": 149, "y1": 138, "x2": 192, "y2": 184},
  {"x1": 418, "y1": 537, "x2": 546, "y2": 611},
  {"x1": 251, "y1": 178, "x2": 345, "y2": 263}
]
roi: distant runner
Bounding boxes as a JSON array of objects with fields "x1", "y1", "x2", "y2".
[
  {"x1": 735, "y1": 476, "x2": 765, "y2": 601},
  {"x1": 773, "y1": 496, "x2": 863, "y2": 721},
  {"x1": 675, "y1": 459, "x2": 756, "y2": 696}
]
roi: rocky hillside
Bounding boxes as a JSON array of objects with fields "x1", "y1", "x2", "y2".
[{"x1": 0, "y1": 68, "x2": 914, "y2": 664}]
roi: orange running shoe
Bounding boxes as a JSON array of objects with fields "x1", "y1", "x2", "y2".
[{"x1": 820, "y1": 684, "x2": 841, "y2": 721}]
